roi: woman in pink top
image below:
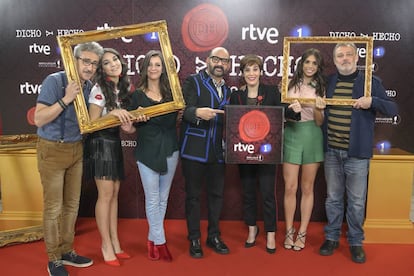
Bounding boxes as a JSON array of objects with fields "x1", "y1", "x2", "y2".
[{"x1": 283, "y1": 48, "x2": 326, "y2": 251}]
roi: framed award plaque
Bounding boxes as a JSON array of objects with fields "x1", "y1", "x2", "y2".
[{"x1": 225, "y1": 105, "x2": 284, "y2": 164}]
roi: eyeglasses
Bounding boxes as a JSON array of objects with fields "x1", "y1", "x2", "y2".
[
  {"x1": 77, "y1": 57, "x2": 99, "y2": 68},
  {"x1": 209, "y1": 56, "x2": 230, "y2": 65}
]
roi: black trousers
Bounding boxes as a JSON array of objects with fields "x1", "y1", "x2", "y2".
[
  {"x1": 181, "y1": 158, "x2": 225, "y2": 241},
  {"x1": 239, "y1": 163, "x2": 277, "y2": 232}
]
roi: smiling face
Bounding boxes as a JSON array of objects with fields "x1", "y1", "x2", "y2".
[
  {"x1": 76, "y1": 51, "x2": 100, "y2": 82},
  {"x1": 302, "y1": 54, "x2": 318, "y2": 79},
  {"x1": 101, "y1": 51, "x2": 122, "y2": 81},
  {"x1": 206, "y1": 47, "x2": 230, "y2": 80},
  {"x1": 334, "y1": 45, "x2": 358, "y2": 75},
  {"x1": 242, "y1": 63, "x2": 261, "y2": 87},
  {"x1": 147, "y1": 55, "x2": 163, "y2": 81}
]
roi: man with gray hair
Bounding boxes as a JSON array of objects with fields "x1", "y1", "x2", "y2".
[
  {"x1": 35, "y1": 42, "x2": 104, "y2": 276},
  {"x1": 319, "y1": 42, "x2": 397, "y2": 263}
]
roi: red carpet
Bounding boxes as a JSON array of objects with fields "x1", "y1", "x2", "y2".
[{"x1": 1, "y1": 218, "x2": 413, "y2": 275}]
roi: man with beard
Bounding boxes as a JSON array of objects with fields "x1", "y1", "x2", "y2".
[
  {"x1": 180, "y1": 47, "x2": 231, "y2": 258},
  {"x1": 319, "y1": 43, "x2": 398, "y2": 264}
]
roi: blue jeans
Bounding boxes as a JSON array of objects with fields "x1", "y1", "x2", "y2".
[
  {"x1": 323, "y1": 147, "x2": 369, "y2": 246},
  {"x1": 137, "y1": 151, "x2": 179, "y2": 245}
]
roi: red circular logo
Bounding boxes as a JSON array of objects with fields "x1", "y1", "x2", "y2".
[
  {"x1": 238, "y1": 110, "x2": 270, "y2": 142},
  {"x1": 181, "y1": 4, "x2": 229, "y2": 52}
]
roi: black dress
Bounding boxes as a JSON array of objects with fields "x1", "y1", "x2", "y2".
[{"x1": 83, "y1": 127, "x2": 124, "y2": 181}]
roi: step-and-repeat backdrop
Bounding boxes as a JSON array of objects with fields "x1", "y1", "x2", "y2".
[{"x1": 1, "y1": 0, "x2": 412, "y2": 220}]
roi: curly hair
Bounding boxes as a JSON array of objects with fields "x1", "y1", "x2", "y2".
[
  {"x1": 137, "y1": 50, "x2": 172, "y2": 102},
  {"x1": 94, "y1": 48, "x2": 131, "y2": 110},
  {"x1": 288, "y1": 48, "x2": 326, "y2": 97}
]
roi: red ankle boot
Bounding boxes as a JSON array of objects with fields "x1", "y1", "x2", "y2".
[
  {"x1": 156, "y1": 243, "x2": 172, "y2": 262},
  {"x1": 147, "y1": 240, "x2": 159, "y2": 260}
]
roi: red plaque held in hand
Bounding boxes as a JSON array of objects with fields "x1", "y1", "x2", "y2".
[
  {"x1": 239, "y1": 110, "x2": 270, "y2": 142},
  {"x1": 225, "y1": 106, "x2": 284, "y2": 164}
]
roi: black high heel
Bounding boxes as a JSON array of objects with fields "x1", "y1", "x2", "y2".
[
  {"x1": 266, "y1": 232, "x2": 276, "y2": 254},
  {"x1": 244, "y1": 226, "x2": 259, "y2": 248},
  {"x1": 266, "y1": 246, "x2": 276, "y2": 254}
]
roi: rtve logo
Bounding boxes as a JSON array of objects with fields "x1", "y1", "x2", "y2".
[{"x1": 29, "y1": 43, "x2": 51, "y2": 55}]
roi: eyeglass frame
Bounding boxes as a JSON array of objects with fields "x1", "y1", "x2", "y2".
[
  {"x1": 209, "y1": 55, "x2": 230, "y2": 65},
  {"x1": 76, "y1": 57, "x2": 99, "y2": 68}
]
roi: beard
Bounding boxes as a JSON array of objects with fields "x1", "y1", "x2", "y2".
[{"x1": 209, "y1": 65, "x2": 225, "y2": 78}]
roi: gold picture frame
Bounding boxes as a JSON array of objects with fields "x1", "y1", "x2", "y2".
[
  {"x1": 57, "y1": 20, "x2": 185, "y2": 134},
  {"x1": 281, "y1": 36, "x2": 374, "y2": 105}
]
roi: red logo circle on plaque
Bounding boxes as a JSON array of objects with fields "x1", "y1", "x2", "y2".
[
  {"x1": 181, "y1": 4, "x2": 229, "y2": 52},
  {"x1": 27, "y1": 106, "x2": 36, "y2": 126},
  {"x1": 239, "y1": 110, "x2": 270, "y2": 142}
]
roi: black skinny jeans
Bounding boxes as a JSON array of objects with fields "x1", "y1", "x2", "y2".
[{"x1": 239, "y1": 163, "x2": 277, "y2": 232}]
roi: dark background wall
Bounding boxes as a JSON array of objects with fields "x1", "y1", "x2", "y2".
[{"x1": 1, "y1": 0, "x2": 412, "y2": 221}]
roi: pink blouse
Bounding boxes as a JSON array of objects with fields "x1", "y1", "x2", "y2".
[{"x1": 287, "y1": 82, "x2": 322, "y2": 122}]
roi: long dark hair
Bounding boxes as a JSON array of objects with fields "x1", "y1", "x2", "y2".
[
  {"x1": 288, "y1": 48, "x2": 325, "y2": 97},
  {"x1": 137, "y1": 50, "x2": 172, "y2": 102},
  {"x1": 94, "y1": 48, "x2": 130, "y2": 110}
]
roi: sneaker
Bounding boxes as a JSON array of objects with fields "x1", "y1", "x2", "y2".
[
  {"x1": 62, "y1": 250, "x2": 93, "y2": 268},
  {"x1": 47, "y1": 260, "x2": 68, "y2": 276}
]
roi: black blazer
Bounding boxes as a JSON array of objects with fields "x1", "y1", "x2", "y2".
[
  {"x1": 179, "y1": 71, "x2": 231, "y2": 163},
  {"x1": 230, "y1": 83, "x2": 280, "y2": 106}
]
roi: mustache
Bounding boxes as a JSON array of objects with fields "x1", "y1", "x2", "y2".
[
  {"x1": 213, "y1": 65, "x2": 224, "y2": 71},
  {"x1": 83, "y1": 69, "x2": 94, "y2": 74}
]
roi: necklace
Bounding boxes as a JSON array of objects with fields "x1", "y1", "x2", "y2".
[{"x1": 146, "y1": 88, "x2": 162, "y2": 102}]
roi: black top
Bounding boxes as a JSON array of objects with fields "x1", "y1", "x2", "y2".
[
  {"x1": 129, "y1": 89, "x2": 178, "y2": 173},
  {"x1": 230, "y1": 83, "x2": 300, "y2": 120}
]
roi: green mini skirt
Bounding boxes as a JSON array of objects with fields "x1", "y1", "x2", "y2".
[{"x1": 283, "y1": 120, "x2": 324, "y2": 165}]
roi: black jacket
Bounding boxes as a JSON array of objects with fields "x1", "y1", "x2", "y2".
[{"x1": 179, "y1": 71, "x2": 231, "y2": 163}]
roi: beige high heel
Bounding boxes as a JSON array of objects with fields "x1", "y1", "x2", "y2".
[
  {"x1": 293, "y1": 231, "x2": 306, "y2": 251},
  {"x1": 284, "y1": 227, "x2": 295, "y2": 250}
]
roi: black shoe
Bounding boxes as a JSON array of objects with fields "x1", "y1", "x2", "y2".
[
  {"x1": 189, "y1": 239, "x2": 203, "y2": 258},
  {"x1": 61, "y1": 251, "x2": 93, "y2": 267},
  {"x1": 350, "y1": 246, "x2": 366, "y2": 263},
  {"x1": 245, "y1": 226, "x2": 259, "y2": 248},
  {"x1": 266, "y1": 232, "x2": 276, "y2": 254},
  {"x1": 206, "y1": 236, "x2": 229, "y2": 254},
  {"x1": 266, "y1": 246, "x2": 276, "y2": 254},
  {"x1": 319, "y1": 240, "x2": 339, "y2": 256},
  {"x1": 47, "y1": 260, "x2": 68, "y2": 276}
]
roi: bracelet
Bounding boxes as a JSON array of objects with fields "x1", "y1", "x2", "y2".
[{"x1": 57, "y1": 99, "x2": 67, "y2": 110}]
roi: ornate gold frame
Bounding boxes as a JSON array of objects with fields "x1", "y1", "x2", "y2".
[
  {"x1": 281, "y1": 36, "x2": 374, "y2": 105},
  {"x1": 57, "y1": 20, "x2": 185, "y2": 134},
  {"x1": 0, "y1": 134, "x2": 42, "y2": 247},
  {"x1": 0, "y1": 225, "x2": 43, "y2": 247}
]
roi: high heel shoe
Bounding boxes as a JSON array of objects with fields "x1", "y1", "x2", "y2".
[
  {"x1": 245, "y1": 226, "x2": 260, "y2": 248},
  {"x1": 102, "y1": 247, "x2": 121, "y2": 266},
  {"x1": 147, "y1": 240, "x2": 160, "y2": 260},
  {"x1": 284, "y1": 227, "x2": 295, "y2": 250},
  {"x1": 266, "y1": 232, "x2": 276, "y2": 254},
  {"x1": 266, "y1": 246, "x2": 276, "y2": 254},
  {"x1": 293, "y1": 231, "x2": 306, "y2": 251},
  {"x1": 115, "y1": 251, "x2": 131, "y2": 259},
  {"x1": 104, "y1": 259, "x2": 120, "y2": 266},
  {"x1": 156, "y1": 243, "x2": 173, "y2": 262}
]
